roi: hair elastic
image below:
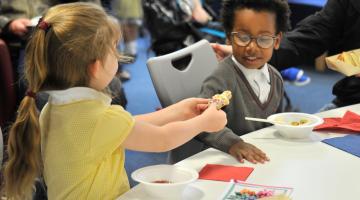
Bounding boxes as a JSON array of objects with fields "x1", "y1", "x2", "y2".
[
  {"x1": 37, "y1": 17, "x2": 50, "y2": 31},
  {"x1": 26, "y1": 90, "x2": 37, "y2": 99}
]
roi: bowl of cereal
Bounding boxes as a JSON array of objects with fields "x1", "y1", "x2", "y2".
[
  {"x1": 131, "y1": 164, "x2": 198, "y2": 199},
  {"x1": 267, "y1": 112, "x2": 324, "y2": 139}
]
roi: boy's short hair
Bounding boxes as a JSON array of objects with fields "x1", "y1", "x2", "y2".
[{"x1": 221, "y1": 0, "x2": 291, "y2": 35}]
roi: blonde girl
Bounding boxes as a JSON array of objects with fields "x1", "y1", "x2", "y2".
[{"x1": 3, "y1": 2, "x2": 227, "y2": 199}]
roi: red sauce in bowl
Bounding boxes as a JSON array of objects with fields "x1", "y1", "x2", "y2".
[{"x1": 152, "y1": 180, "x2": 172, "y2": 184}]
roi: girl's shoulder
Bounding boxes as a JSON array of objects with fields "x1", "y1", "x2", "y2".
[{"x1": 101, "y1": 105, "x2": 134, "y2": 124}]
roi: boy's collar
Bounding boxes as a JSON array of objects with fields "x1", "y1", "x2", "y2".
[
  {"x1": 47, "y1": 87, "x2": 112, "y2": 105},
  {"x1": 231, "y1": 56, "x2": 270, "y2": 82}
]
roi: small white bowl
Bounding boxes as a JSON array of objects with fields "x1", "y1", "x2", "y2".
[
  {"x1": 267, "y1": 112, "x2": 324, "y2": 139},
  {"x1": 131, "y1": 164, "x2": 198, "y2": 199}
]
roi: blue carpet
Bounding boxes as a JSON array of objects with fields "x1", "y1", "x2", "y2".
[
  {"x1": 122, "y1": 35, "x2": 344, "y2": 187},
  {"x1": 122, "y1": 37, "x2": 160, "y2": 115},
  {"x1": 284, "y1": 67, "x2": 344, "y2": 113}
]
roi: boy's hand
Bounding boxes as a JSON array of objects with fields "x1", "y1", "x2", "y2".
[{"x1": 229, "y1": 140, "x2": 269, "y2": 164}]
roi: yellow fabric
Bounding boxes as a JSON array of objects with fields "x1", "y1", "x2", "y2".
[
  {"x1": 40, "y1": 96, "x2": 134, "y2": 199},
  {"x1": 111, "y1": 0, "x2": 143, "y2": 19}
]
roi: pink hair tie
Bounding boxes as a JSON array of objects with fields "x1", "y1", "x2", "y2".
[
  {"x1": 37, "y1": 17, "x2": 50, "y2": 31},
  {"x1": 26, "y1": 90, "x2": 37, "y2": 99}
]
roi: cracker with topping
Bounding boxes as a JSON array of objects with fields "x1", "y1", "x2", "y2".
[{"x1": 210, "y1": 90, "x2": 232, "y2": 109}]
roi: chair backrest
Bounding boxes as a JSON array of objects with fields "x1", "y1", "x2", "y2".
[
  {"x1": 147, "y1": 39, "x2": 218, "y2": 107},
  {"x1": 147, "y1": 40, "x2": 219, "y2": 163}
]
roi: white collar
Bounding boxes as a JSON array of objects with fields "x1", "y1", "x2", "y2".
[
  {"x1": 231, "y1": 55, "x2": 270, "y2": 83},
  {"x1": 47, "y1": 87, "x2": 112, "y2": 105}
]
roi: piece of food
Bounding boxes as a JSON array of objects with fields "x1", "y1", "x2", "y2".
[
  {"x1": 299, "y1": 119, "x2": 309, "y2": 125},
  {"x1": 290, "y1": 121, "x2": 300, "y2": 126},
  {"x1": 337, "y1": 51, "x2": 360, "y2": 66},
  {"x1": 210, "y1": 90, "x2": 232, "y2": 109},
  {"x1": 290, "y1": 119, "x2": 309, "y2": 126}
]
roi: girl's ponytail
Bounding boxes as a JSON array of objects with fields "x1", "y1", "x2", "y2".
[
  {"x1": 4, "y1": 95, "x2": 41, "y2": 199},
  {"x1": 4, "y1": 23, "x2": 48, "y2": 200}
]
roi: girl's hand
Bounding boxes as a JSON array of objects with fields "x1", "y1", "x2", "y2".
[
  {"x1": 210, "y1": 43, "x2": 233, "y2": 61},
  {"x1": 229, "y1": 141, "x2": 269, "y2": 164},
  {"x1": 199, "y1": 102, "x2": 227, "y2": 132},
  {"x1": 173, "y1": 98, "x2": 210, "y2": 120}
]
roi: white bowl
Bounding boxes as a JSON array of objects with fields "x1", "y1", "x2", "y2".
[
  {"x1": 131, "y1": 164, "x2": 198, "y2": 199},
  {"x1": 267, "y1": 112, "x2": 324, "y2": 139}
]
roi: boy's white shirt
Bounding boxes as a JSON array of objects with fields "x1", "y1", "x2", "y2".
[
  {"x1": 46, "y1": 87, "x2": 112, "y2": 105},
  {"x1": 231, "y1": 56, "x2": 271, "y2": 103}
]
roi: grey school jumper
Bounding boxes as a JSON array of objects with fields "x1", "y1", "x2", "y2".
[{"x1": 169, "y1": 56, "x2": 284, "y2": 163}]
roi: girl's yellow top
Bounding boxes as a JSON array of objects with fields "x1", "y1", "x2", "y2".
[{"x1": 40, "y1": 87, "x2": 134, "y2": 199}]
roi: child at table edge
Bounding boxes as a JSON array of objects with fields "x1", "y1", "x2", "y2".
[
  {"x1": 197, "y1": 0, "x2": 290, "y2": 164},
  {"x1": 3, "y1": 3, "x2": 227, "y2": 199}
]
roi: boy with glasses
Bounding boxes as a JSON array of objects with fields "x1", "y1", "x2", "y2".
[{"x1": 195, "y1": 0, "x2": 290, "y2": 164}]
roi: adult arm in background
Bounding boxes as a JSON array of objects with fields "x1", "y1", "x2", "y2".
[
  {"x1": 0, "y1": 0, "x2": 100, "y2": 36},
  {"x1": 192, "y1": 0, "x2": 212, "y2": 24},
  {"x1": 272, "y1": 0, "x2": 360, "y2": 106},
  {"x1": 0, "y1": 18, "x2": 31, "y2": 37},
  {"x1": 0, "y1": 0, "x2": 50, "y2": 36},
  {"x1": 269, "y1": 0, "x2": 354, "y2": 70}
]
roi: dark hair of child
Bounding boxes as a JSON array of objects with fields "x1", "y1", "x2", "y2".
[{"x1": 221, "y1": 0, "x2": 291, "y2": 36}]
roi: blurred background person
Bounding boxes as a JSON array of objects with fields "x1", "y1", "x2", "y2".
[
  {"x1": 110, "y1": 0, "x2": 143, "y2": 81},
  {"x1": 111, "y1": 0, "x2": 143, "y2": 58}
]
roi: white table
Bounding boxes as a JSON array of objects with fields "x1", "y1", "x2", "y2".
[{"x1": 118, "y1": 104, "x2": 360, "y2": 200}]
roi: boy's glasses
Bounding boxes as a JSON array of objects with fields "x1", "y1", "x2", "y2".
[{"x1": 231, "y1": 32, "x2": 278, "y2": 49}]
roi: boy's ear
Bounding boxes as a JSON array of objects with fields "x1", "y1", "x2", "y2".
[
  {"x1": 274, "y1": 32, "x2": 283, "y2": 50},
  {"x1": 88, "y1": 60, "x2": 102, "y2": 79}
]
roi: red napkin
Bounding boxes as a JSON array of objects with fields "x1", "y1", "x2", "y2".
[
  {"x1": 314, "y1": 111, "x2": 360, "y2": 132},
  {"x1": 198, "y1": 164, "x2": 254, "y2": 182}
]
